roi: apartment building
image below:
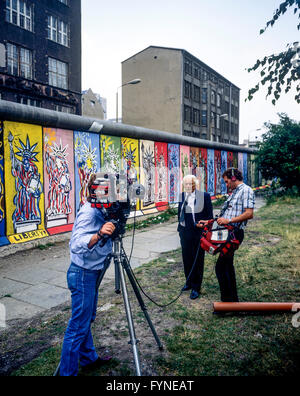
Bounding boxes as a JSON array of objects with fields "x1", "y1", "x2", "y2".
[{"x1": 122, "y1": 46, "x2": 240, "y2": 144}]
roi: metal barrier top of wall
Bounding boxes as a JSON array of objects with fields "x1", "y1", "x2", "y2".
[{"x1": 0, "y1": 100, "x2": 256, "y2": 154}]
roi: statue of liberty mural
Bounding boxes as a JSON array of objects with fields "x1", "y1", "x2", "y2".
[
  {"x1": 45, "y1": 137, "x2": 72, "y2": 226},
  {"x1": 101, "y1": 137, "x2": 120, "y2": 174},
  {"x1": 181, "y1": 151, "x2": 190, "y2": 179},
  {"x1": 75, "y1": 134, "x2": 97, "y2": 208},
  {"x1": 123, "y1": 143, "x2": 137, "y2": 183},
  {"x1": 141, "y1": 142, "x2": 155, "y2": 206},
  {"x1": 8, "y1": 132, "x2": 42, "y2": 234}
]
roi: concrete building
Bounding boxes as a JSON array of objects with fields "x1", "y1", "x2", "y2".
[
  {"x1": 122, "y1": 46, "x2": 240, "y2": 144},
  {"x1": 82, "y1": 89, "x2": 107, "y2": 120},
  {"x1": 0, "y1": 0, "x2": 82, "y2": 115}
]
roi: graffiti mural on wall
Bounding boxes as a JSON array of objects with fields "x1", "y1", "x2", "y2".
[
  {"x1": 0, "y1": 120, "x2": 256, "y2": 247},
  {"x1": 168, "y1": 143, "x2": 180, "y2": 203},
  {"x1": 180, "y1": 146, "x2": 190, "y2": 184},
  {"x1": 199, "y1": 148, "x2": 207, "y2": 192},
  {"x1": 214, "y1": 150, "x2": 222, "y2": 195},
  {"x1": 44, "y1": 128, "x2": 75, "y2": 233},
  {"x1": 227, "y1": 151, "x2": 234, "y2": 168},
  {"x1": 100, "y1": 135, "x2": 121, "y2": 174},
  {"x1": 140, "y1": 140, "x2": 156, "y2": 212},
  {"x1": 4, "y1": 122, "x2": 47, "y2": 243},
  {"x1": 207, "y1": 149, "x2": 215, "y2": 196},
  {"x1": 0, "y1": 122, "x2": 9, "y2": 246},
  {"x1": 121, "y1": 137, "x2": 140, "y2": 210},
  {"x1": 74, "y1": 131, "x2": 100, "y2": 213},
  {"x1": 154, "y1": 142, "x2": 168, "y2": 211},
  {"x1": 190, "y1": 147, "x2": 199, "y2": 178},
  {"x1": 221, "y1": 151, "x2": 228, "y2": 195}
]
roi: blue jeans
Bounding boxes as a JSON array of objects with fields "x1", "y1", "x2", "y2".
[{"x1": 60, "y1": 263, "x2": 105, "y2": 376}]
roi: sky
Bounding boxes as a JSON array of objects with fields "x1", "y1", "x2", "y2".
[{"x1": 81, "y1": 0, "x2": 299, "y2": 143}]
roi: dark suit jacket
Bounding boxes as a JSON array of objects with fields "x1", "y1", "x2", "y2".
[{"x1": 177, "y1": 190, "x2": 213, "y2": 233}]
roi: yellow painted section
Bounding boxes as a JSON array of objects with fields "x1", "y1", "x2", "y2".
[
  {"x1": 3, "y1": 121, "x2": 46, "y2": 240},
  {"x1": 8, "y1": 229, "x2": 49, "y2": 244}
]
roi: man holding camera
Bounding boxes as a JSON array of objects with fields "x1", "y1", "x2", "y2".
[
  {"x1": 178, "y1": 175, "x2": 213, "y2": 300},
  {"x1": 59, "y1": 174, "x2": 115, "y2": 376},
  {"x1": 212, "y1": 168, "x2": 254, "y2": 302}
]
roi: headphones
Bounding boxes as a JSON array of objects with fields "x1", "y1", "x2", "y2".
[{"x1": 231, "y1": 168, "x2": 237, "y2": 181}]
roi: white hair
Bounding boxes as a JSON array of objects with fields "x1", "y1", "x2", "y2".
[{"x1": 182, "y1": 174, "x2": 199, "y2": 188}]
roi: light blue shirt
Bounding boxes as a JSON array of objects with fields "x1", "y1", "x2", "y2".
[
  {"x1": 70, "y1": 202, "x2": 112, "y2": 271},
  {"x1": 221, "y1": 183, "x2": 255, "y2": 229}
]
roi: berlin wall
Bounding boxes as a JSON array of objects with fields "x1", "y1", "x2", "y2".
[{"x1": 0, "y1": 100, "x2": 259, "y2": 247}]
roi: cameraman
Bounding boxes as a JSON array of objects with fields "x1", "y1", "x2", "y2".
[{"x1": 59, "y1": 174, "x2": 115, "y2": 376}]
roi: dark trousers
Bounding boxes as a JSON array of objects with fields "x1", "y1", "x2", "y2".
[
  {"x1": 179, "y1": 227, "x2": 205, "y2": 292},
  {"x1": 215, "y1": 229, "x2": 244, "y2": 302}
]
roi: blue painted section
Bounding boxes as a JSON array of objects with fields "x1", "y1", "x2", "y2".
[
  {"x1": 207, "y1": 149, "x2": 215, "y2": 196},
  {"x1": 221, "y1": 151, "x2": 228, "y2": 194}
]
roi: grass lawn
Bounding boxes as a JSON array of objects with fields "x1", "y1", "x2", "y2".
[{"x1": 8, "y1": 195, "x2": 300, "y2": 376}]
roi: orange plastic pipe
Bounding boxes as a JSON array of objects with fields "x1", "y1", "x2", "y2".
[{"x1": 213, "y1": 302, "x2": 300, "y2": 313}]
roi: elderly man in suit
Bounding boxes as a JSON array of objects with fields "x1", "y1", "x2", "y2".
[{"x1": 178, "y1": 175, "x2": 213, "y2": 300}]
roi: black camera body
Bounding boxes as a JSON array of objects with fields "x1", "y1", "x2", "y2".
[{"x1": 90, "y1": 172, "x2": 145, "y2": 244}]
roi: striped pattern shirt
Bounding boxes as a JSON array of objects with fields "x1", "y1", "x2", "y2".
[{"x1": 220, "y1": 183, "x2": 255, "y2": 229}]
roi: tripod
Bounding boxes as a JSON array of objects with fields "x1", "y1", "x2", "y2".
[{"x1": 110, "y1": 235, "x2": 163, "y2": 376}]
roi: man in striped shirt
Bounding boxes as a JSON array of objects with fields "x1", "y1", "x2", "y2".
[{"x1": 215, "y1": 168, "x2": 255, "y2": 302}]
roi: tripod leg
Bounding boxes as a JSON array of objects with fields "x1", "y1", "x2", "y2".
[
  {"x1": 118, "y1": 260, "x2": 142, "y2": 376},
  {"x1": 114, "y1": 258, "x2": 121, "y2": 294},
  {"x1": 121, "y1": 252, "x2": 163, "y2": 351}
]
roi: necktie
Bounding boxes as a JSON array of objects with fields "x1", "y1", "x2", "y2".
[{"x1": 179, "y1": 194, "x2": 190, "y2": 224}]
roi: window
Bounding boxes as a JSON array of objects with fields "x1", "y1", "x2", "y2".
[
  {"x1": 48, "y1": 58, "x2": 68, "y2": 89},
  {"x1": 217, "y1": 93, "x2": 221, "y2": 107},
  {"x1": 184, "y1": 105, "x2": 192, "y2": 123},
  {"x1": 211, "y1": 90, "x2": 216, "y2": 105},
  {"x1": 193, "y1": 85, "x2": 200, "y2": 102},
  {"x1": 48, "y1": 57, "x2": 68, "y2": 89},
  {"x1": 184, "y1": 59, "x2": 192, "y2": 75},
  {"x1": 184, "y1": 81, "x2": 191, "y2": 98},
  {"x1": 201, "y1": 110, "x2": 207, "y2": 127},
  {"x1": 20, "y1": 97, "x2": 40, "y2": 107},
  {"x1": 193, "y1": 109, "x2": 200, "y2": 125},
  {"x1": 48, "y1": 16, "x2": 69, "y2": 47},
  {"x1": 216, "y1": 114, "x2": 220, "y2": 129},
  {"x1": 55, "y1": 104, "x2": 75, "y2": 114},
  {"x1": 7, "y1": 43, "x2": 33, "y2": 79},
  {"x1": 194, "y1": 66, "x2": 199, "y2": 79},
  {"x1": 202, "y1": 88, "x2": 207, "y2": 104},
  {"x1": 5, "y1": 0, "x2": 33, "y2": 31}
]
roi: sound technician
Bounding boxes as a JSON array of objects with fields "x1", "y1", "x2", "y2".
[
  {"x1": 213, "y1": 168, "x2": 255, "y2": 302},
  {"x1": 59, "y1": 173, "x2": 115, "y2": 376},
  {"x1": 178, "y1": 175, "x2": 213, "y2": 300}
]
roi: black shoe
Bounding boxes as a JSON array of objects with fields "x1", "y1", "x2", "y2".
[
  {"x1": 190, "y1": 290, "x2": 200, "y2": 300},
  {"x1": 81, "y1": 355, "x2": 112, "y2": 372},
  {"x1": 181, "y1": 284, "x2": 192, "y2": 292}
]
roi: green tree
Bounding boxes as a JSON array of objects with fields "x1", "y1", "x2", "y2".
[
  {"x1": 247, "y1": 0, "x2": 300, "y2": 104},
  {"x1": 256, "y1": 114, "x2": 300, "y2": 190}
]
